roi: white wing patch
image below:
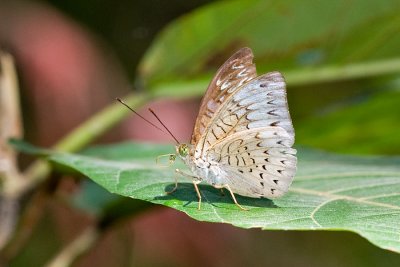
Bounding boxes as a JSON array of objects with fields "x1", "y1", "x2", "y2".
[
  {"x1": 197, "y1": 71, "x2": 294, "y2": 155},
  {"x1": 209, "y1": 127, "x2": 296, "y2": 198}
]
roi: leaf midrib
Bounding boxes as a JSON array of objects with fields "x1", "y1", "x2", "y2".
[{"x1": 290, "y1": 187, "x2": 400, "y2": 210}]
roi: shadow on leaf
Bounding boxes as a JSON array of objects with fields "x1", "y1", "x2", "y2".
[{"x1": 153, "y1": 183, "x2": 278, "y2": 209}]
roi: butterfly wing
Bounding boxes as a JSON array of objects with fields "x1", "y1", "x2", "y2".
[
  {"x1": 191, "y1": 47, "x2": 257, "y2": 145},
  {"x1": 195, "y1": 70, "x2": 296, "y2": 198},
  {"x1": 210, "y1": 127, "x2": 296, "y2": 198}
]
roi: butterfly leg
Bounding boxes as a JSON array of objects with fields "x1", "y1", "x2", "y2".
[
  {"x1": 173, "y1": 169, "x2": 203, "y2": 210},
  {"x1": 192, "y1": 181, "x2": 202, "y2": 210},
  {"x1": 167, "y1": 168, "x2": 197, "y2": 194},
  {"x1": 165, "y1": 169, "x2": 180, "y2": 194},
  {"x1": 214, "y1": 184, "x2": 248, "y2": 211}
]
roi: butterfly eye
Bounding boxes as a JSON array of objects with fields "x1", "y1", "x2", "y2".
[{"x1": 179, "y1": 144, "x2": 189, "y2": 157}]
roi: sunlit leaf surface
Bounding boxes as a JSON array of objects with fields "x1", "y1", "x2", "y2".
[{"x1": 48, "y1": 142, "x2": 400, "y2": 253}]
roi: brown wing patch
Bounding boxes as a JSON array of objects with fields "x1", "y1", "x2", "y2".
[{"x1": 191, "y1": 47, "x2": 257, "y2": 145}]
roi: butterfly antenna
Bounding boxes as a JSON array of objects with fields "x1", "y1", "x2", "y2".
[
  {"x1": 116, "y1": 98, "x2": 165, "y2": 133},
  {"x1": 148, "y1": 108, "x2": 180, "y2": 144}
]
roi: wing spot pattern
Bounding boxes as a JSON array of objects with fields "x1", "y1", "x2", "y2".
[
  {"x1": 241, "y1": 156, "x2": 246, "y2": 166},
  {"x1": 221, "y1": 119, "x2": 233, "y2": 127},
  {"x1": 217, "y1": 124, "x2": 227, "y2": 133},
  {"x1": 190, "y1": 49, "x2": 296, "y2": 198},
  {"x1": 267, "y1": 109, "x2": 278, "y2": 116},
  {"x1": 211, "y1": 129, "x2": 218, "y2": 140}
]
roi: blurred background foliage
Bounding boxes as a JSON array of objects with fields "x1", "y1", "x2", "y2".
[{"x1": 1, "y1": 0, "x2": 400, "y2": 266}]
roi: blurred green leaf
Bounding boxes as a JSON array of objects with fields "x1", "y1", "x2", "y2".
[
  {"x1": 46, "y1": 142, "x2": 400, "y2": 253},
  {"x1": 71, "y1": 180, "x2": 120, "y2": 216},
  {"x1": 296, "y1": 88, "x2": 400, "y2": 155},
  {"x1": 72, "y1": 178, "x2": 152, "y2": 228},
  {"x1": 9, "y1": 140, "x2": 154, "y2": 220},
  {"x1": 139, "y1": 0, "x2": 400, "y2": 90},
  {"x1": 9, "y1": 138, "x2": 51, "y2": 156}
]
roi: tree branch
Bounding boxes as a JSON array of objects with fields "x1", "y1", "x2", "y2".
[
  {"x1": 0, "y1": 51, "x2": 23, "y2": 250},
  {"x1": 44, "y1": 226, "x2": 100, "y2": 267}
]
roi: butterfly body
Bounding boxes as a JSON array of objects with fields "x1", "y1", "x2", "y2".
[
  {"x1": 176, "y1": 144, "x2": 228, "y2": 186},
  {"x1": 173, "y1": 48, "x2": 296, "y2": 209}
]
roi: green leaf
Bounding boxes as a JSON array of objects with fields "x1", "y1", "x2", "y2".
[
  {"x1": 9, "y1": 138, "x2": 52, "y2": 156},
  {"x1": 139, "y1": 0, "x2": 400, "y2": 89},
  {"x1": 296, "y1": 88, "x2": 400, "y2": 155},
  {"x1": 47, "y1": 142, "x2": 400, "y2": 253},
  {"x1": 71, "y1": 179, "x2": 121, "y2": 216}
]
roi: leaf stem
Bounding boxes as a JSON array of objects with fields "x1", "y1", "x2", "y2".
[
  {"x1": 19, "y1": 93, "x2": 152, "y2": 197},
  {"x1": 285, "y1": 57, "x2": 400, "y2": 86},
  {"x1": 0, "y1": 51, "x2": 23, "y2": 250},
  {"x1": 150, "y1": 57, "x2": 400, "y2": 99},
  {"x1": 56, "y1": 93, "x2": 150, "y2": 152}
]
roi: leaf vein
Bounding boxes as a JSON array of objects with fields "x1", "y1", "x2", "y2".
[
  {"x1": 361, "y1": 192, "x2": 400, "y2": 200},
  {"x1": 327, "y1": 181, "x2": 400, "y2": 194},
  {"x1": 296, "y1": 172, "x2": 400, "y2": 181},
  {"x1": 290, "y1": 187, "x2": 400, "y2": 210},
  {"x1": 309, "y1": 198, "x2": 340, "y2": 228},
  {"x1": 202, "y1": 192, "x2": 226, "y2": 223}
]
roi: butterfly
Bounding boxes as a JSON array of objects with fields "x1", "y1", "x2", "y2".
[{"x1": 169, "y1": 47, "x2": 297, "y2": 210}]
